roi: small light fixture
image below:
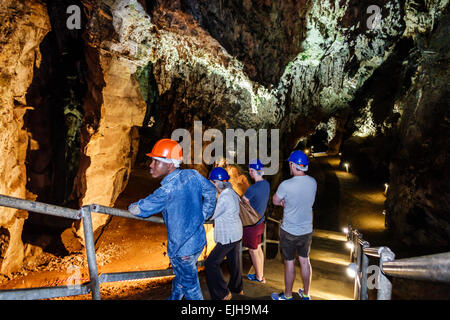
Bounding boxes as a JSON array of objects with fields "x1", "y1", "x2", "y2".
[
  {"x1": 384, "y1": 183, "x2": 389, "y2": 195},
  {"x1": 346, "y1": 241, "x2": 354, "y2": 251},
  {"x1": 344, "y1": 162, "x2": 350, "y2": 173},
  {"x1": 346, "y1": 263, "x2": 358, "y2": 278},
  {"x1": 343, "y1": 227, "x2": 349, "y2": 234},
  {"x1": 382, "y1": 210, "x2": 386, "y2": 215}
]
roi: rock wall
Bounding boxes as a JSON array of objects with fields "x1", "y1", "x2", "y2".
[
  {"x1": 339, "y1": 2, "x2": 450, "y2": 247},
  {"x1": 0, "y1": 0, "x2": 51, "y2": 273},
  {"x1": 67, "y1": 48, "x2": 147, "y2": 245},
  {"x1": 386, "y1": 7, "x2": 450, "y2": 247}
]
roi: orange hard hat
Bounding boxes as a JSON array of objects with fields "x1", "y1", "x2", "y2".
[{"x1": 146, "y1": 139, "x2": 183, "y2": 160}]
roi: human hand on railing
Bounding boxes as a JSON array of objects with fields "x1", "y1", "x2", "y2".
[{"x1": 128, "y1": 204, "x2": 141, "y2": 216}]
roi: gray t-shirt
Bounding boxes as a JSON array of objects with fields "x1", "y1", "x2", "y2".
[{"x1": 275, "y1": 175, "x2": 317, "y2": 236}]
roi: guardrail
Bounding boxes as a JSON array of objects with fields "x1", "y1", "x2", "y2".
[
  {"x1": 345, "y1": 225, "x2": 450, "y2": 300},
  {"x1": 0, "y1": 194, "x2": 214, "y2": 300}
]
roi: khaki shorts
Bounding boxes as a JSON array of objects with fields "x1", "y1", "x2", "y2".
[{"x1": 279, "y1": 228, "x2": 313, "y2": 260}]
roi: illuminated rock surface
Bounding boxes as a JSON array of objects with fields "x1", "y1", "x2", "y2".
[{"x1": 0, "y1": 0, "x2": 51, "y2": 274}]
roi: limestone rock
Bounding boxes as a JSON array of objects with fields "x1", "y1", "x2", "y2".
[
  {"x1": 385, "y1": 9, "x2": 450, "y2": 247},
  {"x1": 0, "y1": 0, "x2": 51, "y2": 274}
]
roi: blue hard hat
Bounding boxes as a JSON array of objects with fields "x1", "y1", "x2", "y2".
[
  {"x1": 209, "y1": 167, "x2": 230, "y2": 181},
  {"x1": 249, "y1": 158, "x2": 264, "y2": 171},
  {"x1": 287, "y1": 150, "x2": 309, "y2": 166}
]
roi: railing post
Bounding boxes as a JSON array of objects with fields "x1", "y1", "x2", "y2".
[
  {"x1": 361, "y1": 241, "x2": 370, "y2": 300},
  {"x1": 350, "y1": 229, "x2": 358, "y2": 263},
  {"x1": 263, "y1": 222, "x2": 267, "y2": 260},
  {"x1": 377, "y1": 247, "x2": 395, "y2": 300},
  {"x1": 81, "y1": 206, "x2": 101, "y2": 300},
  {"x1": 353, "y1": 232, "x2": 362, "y2": 300},
  {"x1": 239, "y1": 240, "x2": 243, "y2": 276}
]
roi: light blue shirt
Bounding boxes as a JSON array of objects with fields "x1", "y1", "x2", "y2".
[{"x1": 275, "y1": 175, "x2": 317, "y2": 236}]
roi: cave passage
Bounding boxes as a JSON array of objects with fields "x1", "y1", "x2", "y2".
[{"x1": 0, "y1": 0, "x2": 449, "y2": 301}]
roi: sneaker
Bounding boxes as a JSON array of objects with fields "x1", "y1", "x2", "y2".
[
  {"x1": 298, "y1": 288, "x2": 311, "y2": 300},
  {"x1": 247, "y1": 273, "x2": 266, "y2": 284},
  {"x1": 271, "y1": 292, "x2": 293, "y2": 300}
]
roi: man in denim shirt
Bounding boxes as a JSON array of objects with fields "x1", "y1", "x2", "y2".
[{"x1": 128, "y1": 139, "x2": 216, "y2": 300}]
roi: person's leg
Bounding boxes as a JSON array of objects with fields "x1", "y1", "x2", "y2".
[
  {"x1": 205, "y1": 243, "x2": 230, "y2": 300},
  {"x1": 284, "y1": 259, "x2": 296, "y2": 298},
  {"x1": 246, "y1": 224, "x2": 265, "y2": 281},
  {"x1": 225, "y1": 240, "x2": 243, "y2": 294},
  {"x1": 168, "y1": 257, "x2": 185, "y2": 300},
  {"x1": 251, "y1": 244, "x2": 265, "y2": 278},
  {"x1": 248, "y1": 247, "x2": 263, "y2": 280},
  {"x1": 272, "y1": 228, "x2": 296, "y2": 300},
  {"x1": 177, "y1": 250, "x2": 204, "y2": 300},
  {"x1": 297, "y1": 232, "x2": 313, "y2": 297},
  {"x1": 255, "y1": 223, "x2": 266, "y2": 279},
  {"x1": 298, "y1": 256, "x2": 312, "y2": 296},
  {"x1": 280, "y1": 228, "x2": 296, "y2": 298}
]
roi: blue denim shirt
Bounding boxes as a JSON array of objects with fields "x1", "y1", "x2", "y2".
[{"x1": 128, "y1": 169, "x2": 217, "y2": 258}]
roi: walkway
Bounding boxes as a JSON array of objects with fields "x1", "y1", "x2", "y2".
[{"x1": 224, "y1": 229, "x2": 353, "y2": 300}]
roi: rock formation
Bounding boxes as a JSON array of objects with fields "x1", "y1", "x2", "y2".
[{"x1": 0, "y1": 0, "x2": 51, "y2": 274}]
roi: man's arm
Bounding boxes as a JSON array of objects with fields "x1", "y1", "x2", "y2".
[
  {"x1": 243, "y1": 184, "x2": 253, "y2": 204},
  {"x1": 273, "y1": 193, "x2": 284, "y2": 207},
  {"x1": 128, "y1": 187, "x2": 167, "y2": 218},
  {"x1": 273, "y1": 183, "x2": 286, "y2": 208}
]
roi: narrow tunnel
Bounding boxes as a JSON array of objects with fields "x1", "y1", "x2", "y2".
[{"x1": 0, "y1": 0, "x2": 449, "y2": 301}]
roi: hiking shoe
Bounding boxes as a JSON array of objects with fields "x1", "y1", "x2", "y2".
[
  {"x1": 271, "y1": 292, "x2": 293, "y2": 300},
  {"x1": 247, "y1": 273, "x2": 266, "y2": 284},
  {"x1": 298, "y1": 288, "x2": 311, "y2": 300}
]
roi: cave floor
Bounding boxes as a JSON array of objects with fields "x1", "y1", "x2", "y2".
[{"x1": 1, "y1": 155, "x2": 449, "y2": 300}]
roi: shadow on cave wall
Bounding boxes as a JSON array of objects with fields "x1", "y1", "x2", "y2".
[{"x1": 21, "y1": 0, "x2": 87, "y2": 256}]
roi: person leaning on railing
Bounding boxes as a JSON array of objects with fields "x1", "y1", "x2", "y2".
[{"x1": 128, "y1": 138, "x2": 217, "y2": 300}]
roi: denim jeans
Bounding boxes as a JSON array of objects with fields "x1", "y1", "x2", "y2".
[{"x1": 168, "y1": 250, "x2": 203, "y2": 300}]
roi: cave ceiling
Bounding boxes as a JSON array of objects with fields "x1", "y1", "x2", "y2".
[{"x1": 79, "y1": 0, "x2": 444, "y2": 143}]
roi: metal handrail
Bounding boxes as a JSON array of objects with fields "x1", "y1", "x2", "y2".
[
  {"x1": 0, "y1": 194, "x2": 81, "y2": 220},
  {"x1": 4, "y1": 193, "x2": 447, "y2": 300},
  {"x1": 89, "y1": 204, "x2": 165, "y2": 224},
  {"x1": 0, "y1": 194, "x2": 214, "y2": 300},
  {"x1": 347, "y1": 225, "x2": 450, "y2": 300},
  {"x1": 381, "y1": 252, "x2": 450, "y2": 283}
]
